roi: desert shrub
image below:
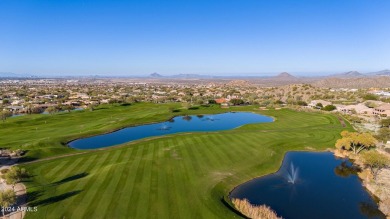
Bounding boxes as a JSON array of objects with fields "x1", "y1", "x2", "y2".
[
  {"x1": 0, "y1": 169, "x2": 9, "y2": 175},
  {"x1": 323, "y1": 105, "x2": 336, "y2": 111},
  {"x1": 363, "y1": 94, "x2": 378, "y2": 101},
  {"x1": 296, "y1": 101, "x2": 308, "y2": 106},
  {"x1": 232, "y1": 198, "x2": 282, "y2": 219}
]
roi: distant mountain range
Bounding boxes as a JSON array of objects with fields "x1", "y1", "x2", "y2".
[
  {"x1": 0, "y1": 72, "x2": 36, "y2": 78},
  {"x1": 367, "y1": 69, "x2": 390, "y2": 76},
  {"x1": 329, "y1": 71, "x2": 365, "y2": 78},
  {"x1": 328, "y1": 70, "x2": 390, "y2": 78},
  {"x1": 273, "y1": 72, "x2": 297, "y2": 80},
  {"x1": 149, "y1": 73, "x2": 214, "y2": 79},
  {"x1": 147, "y1": 70, "x2": 390, "y2": 79},
  {"x1": 1, "y1": 70, "x2": 389, "y2": 79}
]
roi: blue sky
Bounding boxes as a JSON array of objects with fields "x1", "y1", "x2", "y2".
[{"x1": 0, "y1": 0, "x2": 389, "y2": 76}]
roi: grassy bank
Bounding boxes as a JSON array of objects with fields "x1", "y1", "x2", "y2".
[{"x1": 16, "y1": 104, "x2": 352, "y2": 218}]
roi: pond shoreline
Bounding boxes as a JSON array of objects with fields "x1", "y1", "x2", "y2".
[
  {"x1": 67, "y1": 111, "x2": 273, "y2": 149},
  {"x1": 334, "y1": 149, "x2": 390, "y2": 218}
]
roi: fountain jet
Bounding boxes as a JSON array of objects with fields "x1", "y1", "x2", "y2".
[
  {"x1": 158, "y1": 124, "x2": 170, "y2": 130},
  {"x1": 286, "y1": 162, "x2": 299, "y2": 184}
]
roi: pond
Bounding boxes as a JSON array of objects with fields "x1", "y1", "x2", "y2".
[
  {"x1": 230, "y1": 152, "x2": 385, "y2": 219},
  {"x1": 69, "y1": 112, "x2": 273, "y2": 149}
]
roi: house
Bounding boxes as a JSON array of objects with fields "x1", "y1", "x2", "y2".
[
  {"x1": 5, "y1": 106, "x2": 24, "y2": 113},
  {"x1": 373, "y1": 103, "x2": 390, "y2": 117},
  {"x1": 336, "y1": 103, "x2": 373, "y2": 115},
  {"x1": 215, "y1": 98, "x2": 227, "y2": 104}
]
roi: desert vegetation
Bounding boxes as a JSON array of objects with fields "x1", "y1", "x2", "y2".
[
  {"x1": 335, "y1": 131, "x2": 377, "y2": 154},
  {"x1": 232, "y1": 198, "x2": 282, "y2": 219},
  {"x1": 361, "y1": 151, "x2": 390, "y2": 180}
]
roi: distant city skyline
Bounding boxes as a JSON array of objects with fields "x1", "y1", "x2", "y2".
[{"x1": 1, "y1": 0, "x2": 389, "y2": 76}]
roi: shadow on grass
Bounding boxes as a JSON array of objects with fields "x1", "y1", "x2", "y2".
[
  {"x1": 51, "y1": 172, "x2": 88, "y2": 186},
  {"x1": 30, "y1": 190, "x2": 82, "y2": 206},
  {"x1": 16, "y1": 155, "x2": 38, "y2": 163},
  {"x1": 26, "y1": 190, "x2": 44, "y2": 203},
  {"x1": 220, "y1": 197, "x2": 249, "y2": 218}
]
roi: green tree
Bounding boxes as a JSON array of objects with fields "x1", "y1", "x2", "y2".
[
  {"x1": 375, "y1": 128, "x2": 390, "y2": 143},
  {"x1": 380, "y1": 118, "x2": 390, "y2": 128},
  {"x1": 0, "y1": 189, "x2": 16, "y2": 217},
  {"x1": 24, "y1": 103, "x2": 33, "y2": 114},
  {"x1": 361, "y1": 150, "x2": 390, "y2": 179},
  {"x1": 230, "y1": 99, "x2": 244, "y2": 105},
  {"x1": 365, "y1": 101, "x2": 377, "y2": 108},
  {"x1": 2, "y1": 99, "x2": 9, "y2": 105},
  {"x1": 0, "y1": 110, "x2": 12, "y2": 122},
  {"x1": 316, "y1": 102, "x2": 323, "y2": 108},
  {"x1": 46, "y1": 106, "x2": 58, "y2": 115},
  {"x1": 63, "y1": 105, "x2": 75, "y2": 112},
  {"x1": 87, "y1": 103, "x2": 96, "y2": 112},
  {"x1": 181, "y1": 102, "x2": 190, "y2": 110},
  {"x1": 208, "y1": 99, "x2": 216, "y2": 104},
  {"x1": 323, "y1": 105, "x2": 336, "y2": 111},
  {"x1": 335, "y1": 131, "x2": 377, "y2": 154},
  {"x1": 274, "y1": 100, "x2": 284, "y2": 105},
  {"x1": 363, "y1": 94, "x2": 378, "y2": 101},
  {"x1": 3, "y1": 166, "x2": 30, "y2": 190}
]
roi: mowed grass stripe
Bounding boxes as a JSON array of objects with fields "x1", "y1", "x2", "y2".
[
  {"x1": 45, "y1": 154, "x2": 100, "y2": 217},
  {"x1": 172, "y1": 140, "x2": 199, "y2": 218},
  {"x1": 134, "y1": 143, "x2": 155, "y2": 218},
  {"x1": 42, "y1": 160, "x2": 69, "y2": 179},
  {"x1": 156, "y1": 140, "x2": 171, "y2": 219},
  {"x1": 93, "y1": 148, "x2": 130, "y2": 218},
  {"x1": 196, "y1": 134, "x2": 225, "y2": 168},
  {"x1": 173, "y1": 138, "x2": 203, "y2": 218},
  {"x1": 202, "y1": 134, "x2": 234, "y2": 168},
  {"x1": 48, "y1": 157, "x2": 84, "y2": 184},
  {"x1": 188, "y1": 135, "x2": 214, "y2": 174},
  {"x1": 209, "y1": 133, "x2": 243, "y2": 164},
  {"x1": 68, "y1": 152, "x2": 113, "y2": 218},
  {"x1": 102, "y1": 147, "x2": 133, "y2": 218},
  {"x1": 39, "y1": 153, "x2": 106, "y2": 219},
  {"x1": 110, "y1": 146, "x2": 140, "y2": 218},
  {"x1": 81, "y1": 150, "x2": 123, "y2": 218},
  {"x1": 126, "y1": 143, "x2": 153, "y2": 218},
  {"x1": 146, "y1": 142, "x2": 160, "y2": 219},
  {"x1": 160, "y1": 141, "x2": 181, "y2": 219}
]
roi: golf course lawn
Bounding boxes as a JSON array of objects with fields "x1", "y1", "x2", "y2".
[{"x1": 13, "y1": 104, "x2": 352, "y2": 218}]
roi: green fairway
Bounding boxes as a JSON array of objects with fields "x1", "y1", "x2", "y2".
[{"x1": 17, "y1": 105, "x2": 352, "y2": 219}]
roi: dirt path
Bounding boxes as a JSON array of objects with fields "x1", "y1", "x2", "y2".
[
  {"x1": 0, "y1": 158, "x2": 27, "y2": 219},
  {"x1": 337, "y1": 116, "x2": 346, "y2": 127}
]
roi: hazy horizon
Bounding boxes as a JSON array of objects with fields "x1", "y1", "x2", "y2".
[{"x1": 1, "y1": 69, "x2": 390, "y2": 78}]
